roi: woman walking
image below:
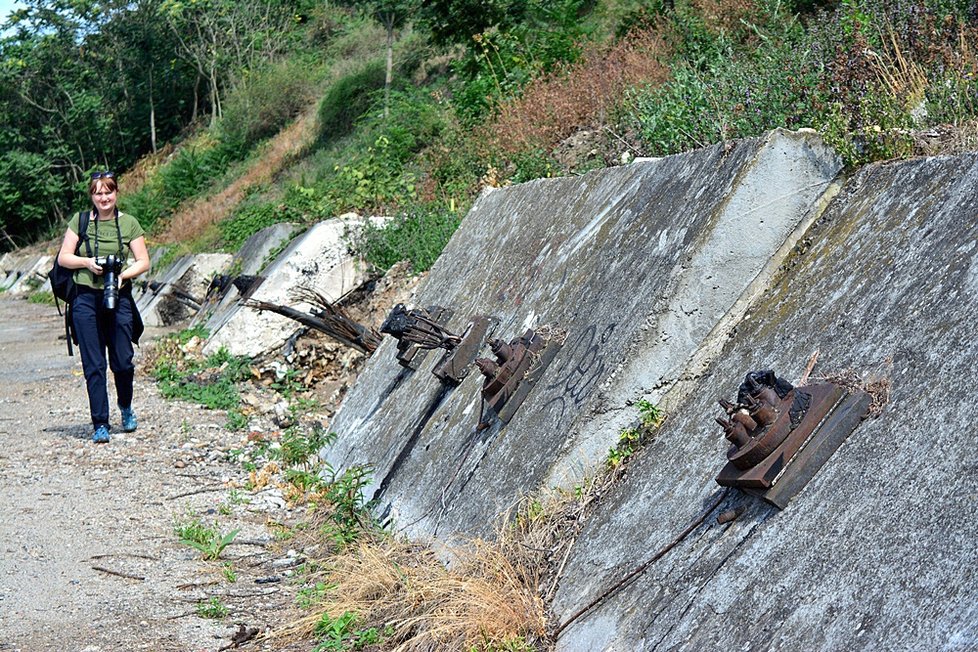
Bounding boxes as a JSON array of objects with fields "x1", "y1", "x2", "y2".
[{"x1": 56, "y1": 171, "x2": 150, "y2": 443}]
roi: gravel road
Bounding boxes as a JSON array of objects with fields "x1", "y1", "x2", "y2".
[{"x1": 0, "y1": 295, "x2": 305, "y2": 652}]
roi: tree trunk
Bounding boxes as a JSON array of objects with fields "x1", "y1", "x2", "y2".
[
  {"x1": 385, "y1": 18, "x2": 394, "y2": 120},
  {"x1": 149, "y1": 65, "x2": 157, "y2": 154},
  {"x1": 191, "y1": 75, "x2": 200, "y2": 124}
]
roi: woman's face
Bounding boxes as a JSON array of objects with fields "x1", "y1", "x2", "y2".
[{"x1": 91, "y1": 180, "x2": 117, "y2": 214}]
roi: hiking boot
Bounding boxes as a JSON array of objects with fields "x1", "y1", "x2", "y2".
[
  {"x1": 92, "y1": 425, "x2": 110, "y2": 444},
  {"x1": 120, "y1": 406, "x2": 137, "y2": 432}
]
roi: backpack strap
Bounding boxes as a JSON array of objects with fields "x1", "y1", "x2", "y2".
[
  {"x1": 59, "y1": 210, "x2": 90, "y2": 355},
  {"x1": 64, "y1": 304, "x2": 74, "y2": 356},
  {"x1": 113, "y1": 208, "x2": 124, "y2": 261},
  {"x1": 78, "y1": 210, "x2": 93, "y2": 257}
]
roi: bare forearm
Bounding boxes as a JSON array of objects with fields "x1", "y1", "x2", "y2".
[{"x1": 121, "y1": 259, "x2": 150, "y2": 282}]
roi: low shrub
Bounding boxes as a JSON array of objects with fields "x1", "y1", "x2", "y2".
[
  {"x1": 219, "y1": 59, "x2": 324, "y2": 157},
  {"x1": 219, "y1": 202, "x2": 283, "y2": 251},
  {"x1": 317, "y1": 58, "x2": 387, "y2": 146},
  {"x1": 151, "y1": 331, "x2": 250, "y2": 411},
  {"x1": 619, "y1": 0, "x2": 978, "y2": 166},
  {"x1": 483, "y1": 26, "x2": 668, "y2": 161},
  {"x1": 352, "y1": 208, "x2": 461, "y2": 274}
]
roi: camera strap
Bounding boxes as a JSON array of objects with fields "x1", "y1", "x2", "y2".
[{"x1": 92, "y1": 207, "x2": 125, "y2": 263}]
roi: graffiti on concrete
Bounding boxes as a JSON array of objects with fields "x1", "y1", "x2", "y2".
[{"x1": 542, "y1": 322, "x2": 618, "y2": 421}]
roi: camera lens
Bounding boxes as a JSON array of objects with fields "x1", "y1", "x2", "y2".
[{"x1": 103, "y1": 254, "x2": 119, "y2": 310}]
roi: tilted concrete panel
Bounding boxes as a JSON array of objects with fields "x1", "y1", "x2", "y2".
[
  {"x1": 136, "y1": 253, "x2": 232, "y2": 327},
  {"x1": 551, "y1": 154, "x2": 978, "y2": 650},
  {"x1": 191, "y1": 222, "x2": 298, "y2": 334},
  {"x1": 323, "y1": 129, "x2": 843, "y2": 541},
  {"x1": 202, "y1": 216, "x2": 376, "y2": 358},
  {"x1": 5, "y1": 255, "x2": 51, "y2": 294}
]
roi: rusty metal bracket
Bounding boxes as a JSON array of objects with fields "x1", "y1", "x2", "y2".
[
  {"x1": 380, "y1": 303, "x2": 456, "y2": 370},
  {"x1": 475, "y1": 326, "x2": 564, "y2": 425},
  {"x1": 714, "y1": 369, "x2": 871, "y2": 509},
  {"x1": 432, "y1": 316, "x2": 496, "y2": 386}
]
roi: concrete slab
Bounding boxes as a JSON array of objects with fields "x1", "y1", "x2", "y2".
[
  {"x1": 136, "y1": 253, "x2": 232, "y2": 327},
  {"x1": 6, "y1": 255, "x2": 51, "y2": 294},
  {"x1": 322, "y1": 129, "x2": 843, "y2": 541},
  {"x1": 202, "y1": 216, "x2": 377, "y2": 358},
  {"x1": 551, "y1": 153, "x2": 978, "y2": 651},
  {"x1": 192, "y1": 223, "x2": 297, "y2": 334}
]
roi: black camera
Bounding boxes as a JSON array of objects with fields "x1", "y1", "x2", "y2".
[{"x1": 97, "y1": 254, "x2": 124, "y2": 309}]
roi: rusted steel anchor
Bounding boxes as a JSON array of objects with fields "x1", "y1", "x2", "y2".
[
  {"x1": 380, "y1": 303, "x2": 494, "y2": 385},
  {"x1": 380, "y1": 303, "x2": 457, "y2": 370},
  {"x1": 475, "y1": 327, "x2": 564, "y2": 426},
  {"x1": 714, "y1": 369, "x2": 871, "y2": 509}
]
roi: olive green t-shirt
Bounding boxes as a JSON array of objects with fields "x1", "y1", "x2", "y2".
[{"x1": 67, "y1": 211, "x2": 145, "y2": 290}]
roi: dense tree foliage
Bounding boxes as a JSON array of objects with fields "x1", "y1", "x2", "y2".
[{"x1": 0, "y1": 0, "x2": 303, "y2": 247}]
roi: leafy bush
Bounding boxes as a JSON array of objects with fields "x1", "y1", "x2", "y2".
[
  {"x1": 447, "y1": 0, "x2": 593, "y2": 123},
  {"x1": 219, "y1": 58, "x2": 323, "y2": 156},
  {"x1": 619, "y1": 0, "x2": 977, "y2": 166},
  {"x1": 0, "y1": 149, "x2": 68, "y2": 240},
  {"x1": 483, "y1": 26, "x2": 667, "y2": 161},
  {"x1": 353, "y1": 208, "x2": 461, "y2": 273},
  {"x1": 121, "y1": 138, "x2": 236, "y2": 231},
  {"x1": 317, "y1": 58, "x2": 387, "y2": 146},
  {"x1": 219, "y1": 202, "x2": 283, "y2": 251}
]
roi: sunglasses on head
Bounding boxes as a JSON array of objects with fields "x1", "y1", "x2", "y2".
[{"x1": 90, "y1": 171, "x2": 115, "y2": 179}]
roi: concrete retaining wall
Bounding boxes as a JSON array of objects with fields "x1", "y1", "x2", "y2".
[
  {"x1": 323, "y1": 129, "x2": 843, "y2": 540},
  {"x1": 550, "y1": 153, "x2": 978, "y2": 650}
]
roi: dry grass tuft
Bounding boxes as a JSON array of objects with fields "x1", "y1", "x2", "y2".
[
  {"x1": 483, "y1": 27, "x2": 669, "y2": 158},
  {"x1": 159, "y1": 109, "x2": 318, "y2": 245},
  {"x1": 270, "y1": 532, "x2": 548, "y2": 651},
  {"x1": 118, "y1": 142, "x2": 174, "y2": 197},
  {"x1": 870, "y1": 25, "x2": 929, "y2": 113},
  {"x1": 690, "y1": 0, "x2": 758, "y2": 37}
]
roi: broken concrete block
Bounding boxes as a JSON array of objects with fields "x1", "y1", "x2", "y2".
[
  {"x1": 202, "y1": 216, "x2": 379, "y2": 358},
  {"x1": 190, "y1": 223, "x2": 297, "y2": 333},
  {"x1": 5, "y1": 255, "x2": 51, "y2": 294},
  {"x1": 136, "y1": 253, "x2": 232, "y2": 327}
]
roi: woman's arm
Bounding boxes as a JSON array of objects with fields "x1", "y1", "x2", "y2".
[
  {"x1": 57, "y1": 228, "x2": 102, "y2": 274},
  {"x1": 121, "y1": 236, "x2": 150, "y2": 282}
]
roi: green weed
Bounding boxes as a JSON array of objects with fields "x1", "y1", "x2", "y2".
[
  {"x1": 225, "y1": 409, "x2": 249, "y2": 431},
  {"x1": 152, "y1": 338, "x2": 249, "y2": 411},
  {"x1": 196, "y1": 596, "x2": 229, "y2": 619},
  {"x1": 606, "y1": 427, "x2": 642, "y2": 469},
  {"x1": 606, "y1": 400, "x2": 666, "y2": 469},
  {"x1": 175, "y1": 516, "x2": 240, "y2": 561},
  {"x1": 637, "y1": 399, "x2": 664, "y2": 428},
  {"x1": 276, "y1": 425, "x2": 335, "y2": 469},
  {"x1": 313, "y1": 611, "x2": 382, "y2": 652},
  {"x1": 27, "y1": 290, "x2": 55, "y2": 305}
]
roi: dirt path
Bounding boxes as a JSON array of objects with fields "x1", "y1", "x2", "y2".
[{"x1": 0, "y1": 295, "x2": 303, "y2": 651}]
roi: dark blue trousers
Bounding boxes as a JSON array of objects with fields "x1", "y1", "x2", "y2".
[{"x1": 71, "y1": 287, "x2": 136, "y2": 430}]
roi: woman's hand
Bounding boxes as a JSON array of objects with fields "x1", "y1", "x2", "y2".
[{"x1": 86, "y1": 258, "x2": 104, "y2": 275}]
